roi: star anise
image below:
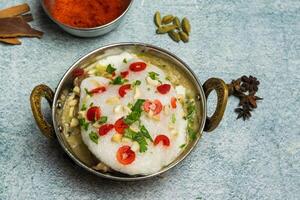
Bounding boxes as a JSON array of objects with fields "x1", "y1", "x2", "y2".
[
  {"x1": 239, "y1": 95, "x2": 263, "y2": 108},
  {"x1": 235, "y1": 105, "x2": 252, "y2": 120},
  {"x1": 227, "y1": 75, "x2": 262, "y2": 120}
]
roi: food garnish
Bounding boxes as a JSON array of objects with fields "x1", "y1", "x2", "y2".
[
  {"x1": 116, "y1": 146, "x2": 136, "y2": 165},
  {"x1": 89, "y1": 132, "x2": 99, "y2": 144},
  {"x1": 111, "y1": 76, "x2": 128, "y2": 85},
  {"x1": 118, "y1": 84, "x2": 131, "y2": 97},
  {"x1": 79, "y1": 118, "x2": 89, "y2": 131},
  {"x1": 114, "y1": 118, "x2": 129, "y2": 134},
  {"x1": 106, "y1": 64, "x2": 116, "y2": 74},
  {"x1": 171, "y1": 97, "x2": 177, "y2": 108},
  {"x1": 72, "y1": 68, "x2": 85, "y2": 77},
  {"x1": 124, "y1": 99, "x2": 145, "y2": 125},
  {"x1": 89, "y1": 86, "x2": 106, "y2": 94},
  {"x1": 154, "y1": 135, "x2": 170, "y2": 146},
  {"x1": 129, "y1": 62, "x2": 147, "y2": 72},
  {"x1": 86, "y1": 106, "x2": 101, "y2": 122},
  {"x1": 143, "y1": 99, "x2": 163, "y2": 115},
  {"x1": 157, "y1": 84, "x2": 171, "y2": 94},
  {"x1": 98, "y1": 124, "x2": 114, "y2": 136},
  {"x1": 98, "y1": 116, "x2": 108, "y2": 124},
  {"x1": 120, "y1": 70, "x2": 129, "y2": 78}
]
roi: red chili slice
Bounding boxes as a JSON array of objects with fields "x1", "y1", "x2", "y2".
[
  {"x1": 72, "y1": 68, "x2": 84, "y2": 77},
  {"x1": 154, "y1": 135, "x2": 170, "y2": 146},
  {"x1": 143, "y1": 99, "x2": 163, "y2": 115},
  {"x1": 114, "y1": 118, "x2": 129, "y2": 134},
  {"x1": 86, "y1": 106, "x2": 101, "y2": 121},
  {"x1": 118, "y1": 84, "x2": 131, "y2": 97},
  {"x1": 129, "y1": 62, "x2": 147, "y2": 72},
  {"x1": 89, "y1": 86, "x2": 106, "y2": 94},
  {"x1": 171, "y1": 97, "x2": 177, "y2": 109},
  {"x1": 98, "y1": 124, "x2": 114, "y2": 136},
  {"x1": 120, "y1": 71, "x2": 129, "y2": 78},
  {"x1": 112, "y1": 72, "x2": 116, "y2": 77},
  {"x1": 157, "y1": 84, "x2": 171, "y2": 94},
  {"x1": 116, "y1": 145, "x2": 135, "y2": 165}
]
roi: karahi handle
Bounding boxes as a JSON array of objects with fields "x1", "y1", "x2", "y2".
[
  {"x1": 30, "y1": 84, "x2": 56, "y2": 139},
  {"x1": 203, "y1": 78, "x2": 228, "y2": 132}
]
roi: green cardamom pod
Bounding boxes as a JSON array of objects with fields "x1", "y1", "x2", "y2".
[
  {"x1": 156, "y1": 25, "x2": 177, "y2": 34},
  {"x1": 162, "y1": 15, "x2": 174, "y2": 24},
  {"x1": 154, "y1": 11, "x2": 161, "y2": 27},
  {"x1": 179, "y1": 31, "x2": 189, "y2": 43},
  {"x1": 173, "y1": 17, "x2": 180, "y2": 29},
  {"x1": 182, "y1": 17, "x2": 191, "y2": 35},
  {"x1": 168, "y1": 31, "x2": 181, "y2": 42}
]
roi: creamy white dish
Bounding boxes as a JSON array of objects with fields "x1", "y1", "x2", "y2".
[{"x1": 60, "y1": 51, "x2": 198, "y2": 175}]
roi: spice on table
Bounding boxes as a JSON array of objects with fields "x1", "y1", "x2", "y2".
[
  {"x1": 0, "y1": 3, "x2": 30, "y2": 18},
  {"x1": 0, "y1": 17, "x2": 43, "y2": 38},
  {"x1": 0, "y1": 38, "x2": 21, "y2": 45},
  {"x1": 227, "y1": 75, "x2": 263, "y2": 120},
  {"x1": 44, "y1": 0, "x2": 131, "y2": 28},
  {"x1": 154, "y1": 11, "x2": 191, "y2": 43},
  {"x1": 0, "y1": 3, "x2": 43, "y2": 45}
]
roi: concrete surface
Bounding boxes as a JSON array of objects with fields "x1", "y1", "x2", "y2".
[{"x1": 0, "y1": 0, "x2": 299, "y2": 199}]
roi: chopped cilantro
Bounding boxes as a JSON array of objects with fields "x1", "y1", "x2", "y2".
[
  {"x1": 133, "y1": 80, "x2": 141, "y2": 86},
  {"x1": 188, "y1": 127, "x2": 197, "y2": 140},
  {"x1": 79, "y1": 118, "x2": 89, "y2": 131},
  {"x1": 148, "y1": 71, "x2": 159, "y2": 80},
  {"x1": 171, "y1": 113, "x2": 176, "y2": 123},
  {"x1": 84, "y1": 88, "x2": 91, "y2": 96},
  {"x1": 81, "y1": 103, "x2": 87, "y2": 111},
  {"x1": 123, "y1": 58, "x2": 127, "y2": 63},
  {"x1": 124, "y1": 99, "x2": 145, "y2": 125},
  {"x1": 124, "y1": 128, "x2": 148, "y2": 153},
  {"x1": 89, "y1": 102, "x2": 94, "y2": 107},
  {"x1": 106, "y1": 64, "x2": 116, "y2": 74},
  {"x1": 98, "y1": 116, "x2": 108, "y2": 124},
  {"x1": 111, "y1": 76, "x2": 128, "y2": 85},
  {"x1": 89, "y1": 132, "x2": 99, "y2": 144},
  {"x1": 179, "y1": 144, "x2": 186, "y2": 148},
  {"x1": 127, "y1": 103, "x2": 133, "y2": 109},
  {"x1": 185, "y1": 99, "x2": 197, "y2": 140},
  {"x1": 140, "y1": 125, "x2": 153, "y2": 142}
]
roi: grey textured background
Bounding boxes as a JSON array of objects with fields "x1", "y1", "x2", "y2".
[{"x1": 0, "y1": 0, "x2": 299, "y2": 199}]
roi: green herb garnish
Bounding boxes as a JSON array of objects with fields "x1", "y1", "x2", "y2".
[
  {"x1": 79, "y1": 118, "x2": 89, "y2": 131},
  {"x1": 84, "y1": 88, "x2": 91, "y2": 96},
  {"x1": 171, "y1": 113, "x2": 176, "y2": 123},
  {"x1": 124, "y1": 128, "x2": 148, "y2": 153},
  {"x1": 123, "y1": 58, "x2": 127, "y2": 63},
  {"x1": 98, "y1": 116, "x2": 108, "y2": 124},
  {"x1": 111, "y1": 76, "x2": 128, "y2": 85},
  {"x1": 81, "y1": 103, "x2": 87, "y2": 111},
  {"x1": 89, "y1": 132, "x2": 99, "y2": 144},
  {"x1": 106, "y1": 64, "x2": 116, "y2": 74},
  {"x1": 149, "y1": 71, "x2": 159, "y2": 80},
  {"x1": 124, "y1": 99, "x2": 145, "y2": 125},
  {"x1": 179, "y1": 144, "x2": 186, "y2": 148},
  {"x1": 133, "y1": 80, "x2": 141, "y2": 86},
  {"x1": 140, "y1": 125, "x2": 153, "y2": 142}
]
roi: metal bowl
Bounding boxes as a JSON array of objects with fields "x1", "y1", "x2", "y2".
[
  {"x1": 30, "y1": 43, "x2": 229, "y2": 181},
  {"x1": 40, "y1": 0, "x2": 134, "y2": 37}
]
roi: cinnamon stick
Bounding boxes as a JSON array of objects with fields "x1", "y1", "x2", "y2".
[
  {"x1": 0, "y1": 17, "x2": 43, "y2": 38},
  {"x1": 0, "y1": 3, "x2": 30, "y2": 18},
  {"x1": 21, "y1": 13, "x2": 33, "y2": 22},
  {"x1": 0, "y1": 38, "x2": 21, "y2": 45}
]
